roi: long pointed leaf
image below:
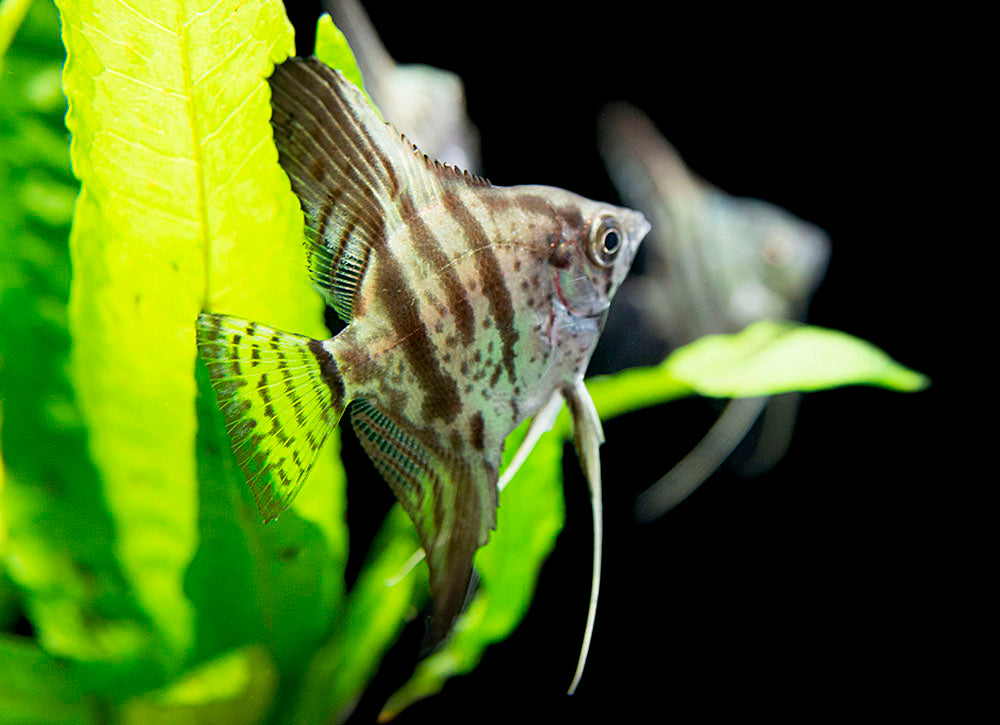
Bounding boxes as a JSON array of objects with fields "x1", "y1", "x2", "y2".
[
  {"x1": 58, "y1": 0, "x2": 341, "y2": 673},
  {"x1": 0, "y1": 0, "x2": 155, "y2": 690},
  {"x1": 585, "y1": 320, "x2": 928, "y2": 422}
]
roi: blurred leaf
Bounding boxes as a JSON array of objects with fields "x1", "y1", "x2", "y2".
[
  {"x1": 0, "y1": 634, "x2": 98, "y2": 723},
  {"x1": 57, "y1": 0, "x2": 338, "y2": 676},
  {"x1": 0, "y1": 0, "x2": 156, "y2": 690},
  {"x1": 664, "y1": 320, "x2": 929, "y2": 396},
  {"x1": 0, "y1": 0, "x2": 33, "y2": 66},
  {"x1": 313, "y1": 12, "x2": 376, "y2": 112},
  {"x1": 186, "y1": 361, "x2": 344, "y2": 714},
  {"x1": 119, "y1": 646, "x2": 277, "y2": 725},
  {"x1": 292, "y1": 506, "x2": 425, "y2": 725},
  {"x1": 585, "y1": 363, "x2": 692, "y2": 422},
  {"x1": 380, "y1": 420, "x2": 565, "y2": 719},
  {"x1": 585, "y1": 321, "x2": 928, "y2": 423}
]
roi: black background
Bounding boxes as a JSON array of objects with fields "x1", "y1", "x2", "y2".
[{"x1": 284, "y1": 3, "x2": 958, "y2": 721}]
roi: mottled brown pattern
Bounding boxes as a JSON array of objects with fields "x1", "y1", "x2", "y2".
[
  {"x1": 400, "y1": 192, "x2": 476, "y2": 346},
  {"x1": 371, "y1": 239, "x2": 462, "y2": 424},
  {"x1": 441, "y1": 190, "x2": 519, "y2": 385}
]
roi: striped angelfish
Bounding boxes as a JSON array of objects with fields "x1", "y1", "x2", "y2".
[{"x1": 196, "y1": 56, "x2": 649, "y2": 678}]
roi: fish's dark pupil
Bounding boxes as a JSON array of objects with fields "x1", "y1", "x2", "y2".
[{"x1": 602, "y1": 229, "x2": 620, "y2": 255}]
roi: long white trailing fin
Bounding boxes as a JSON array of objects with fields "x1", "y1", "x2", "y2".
[{"x1": 564, "y1": 379, "x2": 605, "y2": 695}]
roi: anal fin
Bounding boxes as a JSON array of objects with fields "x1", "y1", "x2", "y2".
[{"x1": 349, "y1": 399, "x2": 497, "y2": 646}]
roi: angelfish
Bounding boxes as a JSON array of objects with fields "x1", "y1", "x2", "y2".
[
  {"x1": 196, "y1": 57, "x2": 648, "y2": 684},
  {"x1": 595, "y1": 103, "x2": 830, "y2": 519}
]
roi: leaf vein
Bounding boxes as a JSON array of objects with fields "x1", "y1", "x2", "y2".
[
  {"x1": 209, "y1": 132, "x2": 270, "y2": 197},
  {"x1": 102, "y1": 68, "x2": 185, "y2": 99},
  {"x1": 191, "y1": 34, "x2": 252, "y2": 87},
  {"x1": 181, "y1": 0, "x2": 227, "y2": 30},
  {"x1": 111, "y1": 0, "x2": 178, "y2": 38},
  {"x1": 198, "y1": 80, "x2": 263, "y2": 147}
]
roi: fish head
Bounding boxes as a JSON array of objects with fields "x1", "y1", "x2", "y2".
[
  {"x1": 532, "y1": 186, "x2": 651, "y2": 320},
  {"x1": 704, "y1": 194, "x2": 831, "y2": 327}
]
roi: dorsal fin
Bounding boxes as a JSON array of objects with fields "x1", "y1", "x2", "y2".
[
  {"x1": 397, "y1": 130, "x2": 491, "y2": 187},
  {"x1": 268, "y1": 56, "x2": 489, "y2": 323}
]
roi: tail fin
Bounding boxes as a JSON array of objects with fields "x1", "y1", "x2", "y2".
[{"x1": 196, "y1": 313, "x2": 347, "y2": 521}]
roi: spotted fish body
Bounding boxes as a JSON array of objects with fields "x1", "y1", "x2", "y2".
[{"x1": 196, "y1": 57, "x2": 648, "y2": 648}]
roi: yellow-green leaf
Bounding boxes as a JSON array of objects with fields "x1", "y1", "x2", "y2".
[
  {"x1": 0, "y1": 0, "x2": 33, "y2": 66},
  {"x1": 314, "y1": 12, "x2": 376, "y2": 112},
  {"x1": 583, "y1": 321, "x2": 928, "y2": 425},
  {"x1": 58, "y1": 0, "x2": 338, "y2": 669},
  {"x1": 1, "y1": 0, "x2": 155, "y2": 684},
  {"x1": 664, "y1": 320, "x2": 929, "y2": 397}
]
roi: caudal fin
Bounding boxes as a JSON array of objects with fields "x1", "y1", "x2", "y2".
[{"x1": 196, "y1": 313, "x2": 347, "y2": 520}]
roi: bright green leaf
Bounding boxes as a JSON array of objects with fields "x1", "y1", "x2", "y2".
[
  {"x1": 313, "y1": 12, "x2": 377, "y2": 112},
  {"x1": 1, "y1": 0, "x2": 155, "y2": 688},
  {"x1": 665, "y1": 320, "x2": 929, "y2": 397},
  {"x1": 585, "y1": 364, "x2": 693, "y2": 422},
  {"x1": 583, "y1": 321, "x2": 928, "y2": 425},
  {"x1": 57, "y1": 0, "x2": 340, "y2": 672}
]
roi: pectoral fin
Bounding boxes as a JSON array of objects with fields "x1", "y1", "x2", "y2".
[
  {"x1": 497, "y1": 390, "x2": 565, "y2": 492},
  {"x1": 349, "y1": 399, "x2": 497, "y2": 647}
]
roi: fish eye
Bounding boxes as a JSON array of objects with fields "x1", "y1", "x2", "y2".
[{"x1": 589, "y1": 215, "x2": 622, "y2": 268}]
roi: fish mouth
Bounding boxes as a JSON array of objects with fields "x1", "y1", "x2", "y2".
[{"x1": 631, "y1": 211, "x2": 652, "y2": 242}]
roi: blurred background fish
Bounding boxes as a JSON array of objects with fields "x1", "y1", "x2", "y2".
[{"x1": 591, "y1": 103, "x2": 831, "y2": 519}]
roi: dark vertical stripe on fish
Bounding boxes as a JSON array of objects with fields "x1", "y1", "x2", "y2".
[
  {"x1": 400, "y1": 192, "x2": 476, "y2": 346},
  {"x1": 469, "y1": 412, "x2": 485, "y2": 451},
  {"x1": 372, "y1": 229, "x2": 462, "y2": 424},
  {"x1": 441, "y1": 191, "x2": 518, "y2": 384},
  {"x1": 307, "y1": 338, "x2": 345, "y2": 414},
  {"x1": 298, "y1": 59, "x2": 401, "y2": 200}
]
